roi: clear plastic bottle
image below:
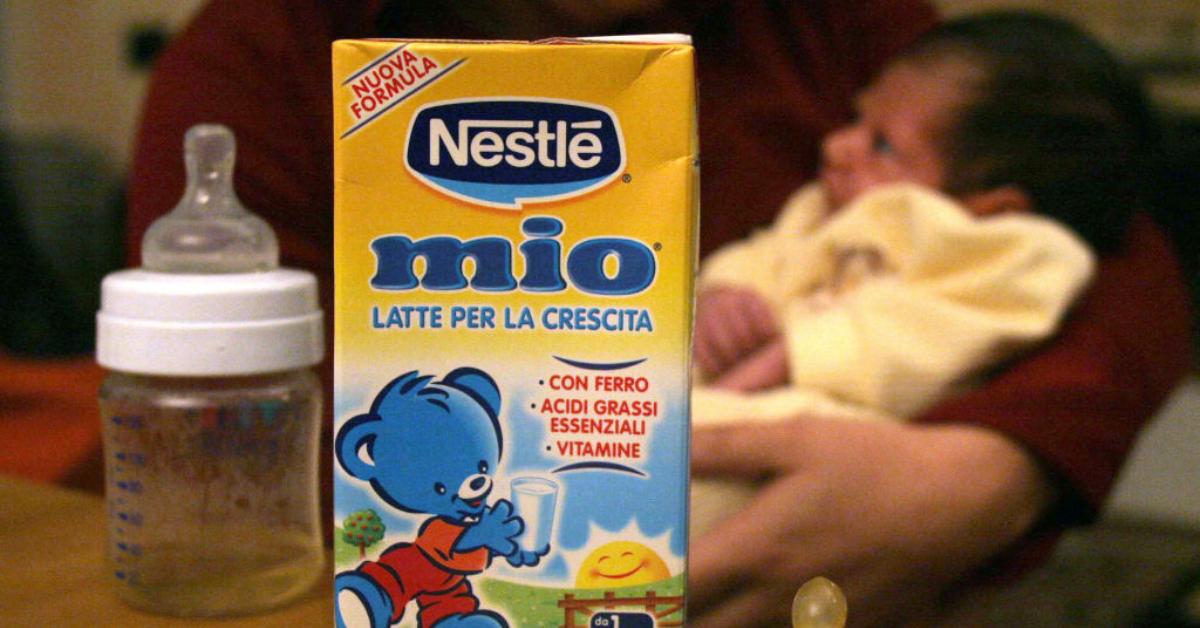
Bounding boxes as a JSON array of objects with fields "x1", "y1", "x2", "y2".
[{"x1": 96, "y1": 124, "x2": 324, "y2": 616}]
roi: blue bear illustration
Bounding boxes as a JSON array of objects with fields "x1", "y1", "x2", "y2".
[{"x1": 334, "y1": 368, "x2": 548, "y2": 628}]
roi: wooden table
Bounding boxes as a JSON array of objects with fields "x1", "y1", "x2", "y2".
[
  {"x1": 7, "y1": 474, "x2": 1200, "y2": 626},
  {"x1": 0, "y1": 475, "x2": 332, "y2": 626}
]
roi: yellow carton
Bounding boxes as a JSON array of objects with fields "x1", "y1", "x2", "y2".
[{"x1": 331, "y1": 37, "x2": 697, "y2": 627}]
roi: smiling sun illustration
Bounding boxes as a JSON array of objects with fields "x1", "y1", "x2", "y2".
[{"x1": 575, "y1": 540, "x2": 672, "y2": 589}]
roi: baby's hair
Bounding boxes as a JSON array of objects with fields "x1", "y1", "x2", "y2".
[{"x1": 898, "y1": 11, "x2": 1157, "y2": 253}]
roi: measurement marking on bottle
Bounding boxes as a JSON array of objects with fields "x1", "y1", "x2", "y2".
[
  {"x1": 115, "y1": 480, "x2": 144, "y2": 494},
  {"x1": 111, "y1": 415, "x2": 145, "y2": 429},
  {"x1": 114, "y1": 570, "x2": 141, "y2": 585},
  {"x1": 115, "y1": 542, "x2": 143, "y2": 557},
  {"x1": 115, "y1": 452, "x2": 147, "y2": 466}
]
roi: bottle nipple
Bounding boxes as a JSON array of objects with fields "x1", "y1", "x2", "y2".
[{"x1": 141, "y1": 124, "x2": 279, "y2": 273}]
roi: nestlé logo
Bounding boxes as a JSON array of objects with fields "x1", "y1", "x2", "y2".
[{"x1": 405, "y1": 98, "x2": 625, "y2": 208}]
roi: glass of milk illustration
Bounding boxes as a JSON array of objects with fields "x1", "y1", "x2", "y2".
[{"x1": 510, "y1": 476, "x2": 559, "y2": 552}]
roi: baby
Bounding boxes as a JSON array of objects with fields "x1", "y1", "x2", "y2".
[{"x1": 690, "y1": 12, "x2": 1157, "y2": 536}]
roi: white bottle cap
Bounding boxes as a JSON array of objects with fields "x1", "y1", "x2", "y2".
[{"x1": 96, "y1": 268, "x2": 323, "y2": 376}]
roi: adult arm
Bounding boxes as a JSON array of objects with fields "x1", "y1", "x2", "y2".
[
  {"x1": 689, "y1": 215, "x2": 1194, "y2": 626},
  {"x1": 689, "y1": 418, "x2": 1053, "y2": 627}
]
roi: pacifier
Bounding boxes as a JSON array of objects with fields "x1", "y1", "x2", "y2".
[{"x1": 792, "y1": 576, "x2": 848, "y2": 628}]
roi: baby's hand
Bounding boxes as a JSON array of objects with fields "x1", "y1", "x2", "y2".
[
  {"x1": 713, "y1": 338, "x2": 789, "y2": 392},
  {"x1": 694, "y1": 287, "x2": 778, "y2": 378}
]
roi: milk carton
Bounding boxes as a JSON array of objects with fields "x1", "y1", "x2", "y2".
[{"x1": 331, "y1": 36, "x2": 697, "y2": 627}]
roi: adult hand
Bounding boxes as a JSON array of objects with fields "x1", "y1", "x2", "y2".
[
  {"x1": 688, "y1": 417, "x2": 1054, "y2": 627},
  {"x1": 693, "y1": 286, "x2": 779, "y2": 379}
]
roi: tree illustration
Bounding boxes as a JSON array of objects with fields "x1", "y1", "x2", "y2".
[{"x1": 343, "y1": 509, "x2": 385, "y2": 558}]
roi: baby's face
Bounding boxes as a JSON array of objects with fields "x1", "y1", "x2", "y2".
[{"x1": 820, "y1": 59, "x2": 969, "y2": 211}]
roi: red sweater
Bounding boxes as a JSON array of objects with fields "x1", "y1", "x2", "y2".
[
  {"x1": 124, "y1": 0, "x2": 937, "y2": 523},
  {"x1": 127, "y1": 0, "x2": 938, "y2": 264},
  {"x1": 122, "y1": 0, "x2": 1192, "y2": 579}
]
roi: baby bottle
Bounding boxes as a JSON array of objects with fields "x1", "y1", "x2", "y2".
[{"x1": 96, "y1": 124, "x2": 324, "y2": 616}]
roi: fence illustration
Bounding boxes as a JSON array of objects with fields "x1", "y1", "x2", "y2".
[{"x1": 558, "y1": 590, "x2": 685, "y2": 627}]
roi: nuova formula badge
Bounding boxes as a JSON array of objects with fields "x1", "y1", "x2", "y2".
[{"x1": 332, "y1": 36, "x2": 697, "y2": 628}]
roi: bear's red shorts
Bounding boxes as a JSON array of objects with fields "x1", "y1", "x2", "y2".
[{"x1": 358, "y1": 543, "x2": 481, "y2": 627}]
